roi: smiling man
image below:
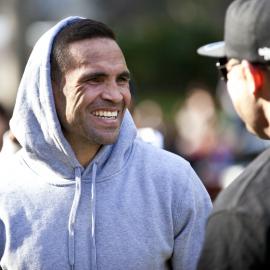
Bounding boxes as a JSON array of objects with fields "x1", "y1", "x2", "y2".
[
  {"x1": 52, "y1": 30, "x2": 131, "y2": 166},
  {"x1": 0, "y1": 17, "x2": 211, "y2": 270}
]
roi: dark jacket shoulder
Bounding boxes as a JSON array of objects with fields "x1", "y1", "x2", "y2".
[{"x1": 213, "y1": 148, "x2": 270, "y2": 215}]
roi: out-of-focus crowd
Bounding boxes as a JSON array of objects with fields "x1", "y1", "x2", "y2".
[
  {"x1": 0, "y1": 103, "x2": 20, "y2": 160},
  {"x1": 132, "y1": 84, "x2": 270, "y2": 201}
]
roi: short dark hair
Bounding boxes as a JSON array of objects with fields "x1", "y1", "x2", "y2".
[{"x1": 50, "y1": 19, "x2": 116, "y2": 84}]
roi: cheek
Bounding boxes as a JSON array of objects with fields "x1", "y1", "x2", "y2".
[
  {"x1": 80, "y1": 84, "x2": 104, "y2": 103},
  {"x1": 227, "y1": 78, "x2": 244, "y2": 101},
  {"x1": 123, "y1": 89, "x2": 132, "y2": 108},
  {"x1": 64, "y1": 86, "x2": 91, "y2": 116},
  {"x1": 227, "y1": 80, "x2": 258, "y2": 126},
  {"x1": 227, "y1": 77, "x2": 249, "y2": 109},
  {"x1": 226, "y1": 67, "x2": 251, "y2": 105},
  {"x1": 226, "y1": 85, "x2": 245, "y2": 121}
]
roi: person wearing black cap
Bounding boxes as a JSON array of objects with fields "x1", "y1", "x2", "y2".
[{"x1": 197, "y1": 0, "x2": 270, "y2": 269}]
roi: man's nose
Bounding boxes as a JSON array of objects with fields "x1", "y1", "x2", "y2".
[{"x1": 101, "y1": 82, "x2": 123, "y2": 103}]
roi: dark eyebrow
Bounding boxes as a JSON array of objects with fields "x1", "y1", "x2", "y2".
[
  {"x1": 78, "y1": 72, "x2": 107, "y2": 82},
  {"x1": 118, "y1": 71, "x2": 131, "y2": 79},
  {"x1": 78, "y1": 70, "x2": 130, "y2": 83}
]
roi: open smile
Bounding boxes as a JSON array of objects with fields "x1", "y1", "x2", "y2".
[{"x1": 91, "y1": 110, "x2": 119, "y2": 120}]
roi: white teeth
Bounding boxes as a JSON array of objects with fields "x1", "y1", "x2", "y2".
[{"x1": 93, "y1": 110, "x2": 118, "y2": 119}]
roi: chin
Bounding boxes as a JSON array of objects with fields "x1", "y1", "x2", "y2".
[
  {"x1": 101, "y1": 137, "x2": 118, "y2": 145},
  {"x1": 246, "y1": 125, "x2": 270, "y2": 140},
  {"x1": 258, "y1": 131, "x2": 270, "y2": 140},
  {"x1": 93, "y1": 132, "x2": 120, "y2": 145}
]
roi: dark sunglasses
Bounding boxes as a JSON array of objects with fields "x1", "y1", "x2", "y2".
[
  {"x1": 216, "y1": 57, "x2": 270, "y2": 82},
  {"x1": 216, "y1": 58, "x2": 229, "y2": 82}
]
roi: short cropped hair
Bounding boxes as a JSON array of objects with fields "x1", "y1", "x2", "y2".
[{"x1": 50, "y1": 19, "x2": 116, "y2": 85}]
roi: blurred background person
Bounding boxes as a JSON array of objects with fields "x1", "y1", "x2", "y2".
[
  {"x1": 0, "y1": 129, "x2": 21, "y2": 159},
  {"x1": 172, "y1": 86, "x2": 234, "y2": 200},
  {"x1": 0, "y1": 103, "x2": 10, "y2": 151},
  {"x1": 132, "y1": 99, "x2": 165, "y2": 148}
]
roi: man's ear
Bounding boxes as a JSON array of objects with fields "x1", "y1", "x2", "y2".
[{"x1": 242, "y1": 60, "x2": 264, "y2": 95}]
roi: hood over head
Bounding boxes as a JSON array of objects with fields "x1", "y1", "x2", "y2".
[{"x1": 9, "y1": 16, "x2": 137, "y2": 180}]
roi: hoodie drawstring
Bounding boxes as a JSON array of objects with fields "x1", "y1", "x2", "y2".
[
  {"x1": 91, "y1": 162, "x2": 98, "y2": 270},
  {"x1": 68, "y1": 167, "x2": 82, "y2": 270},
  {"x1": 68, "y1": 163, "x2": 98, "y2": 270}
]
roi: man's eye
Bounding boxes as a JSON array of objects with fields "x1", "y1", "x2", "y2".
[
  {"x1": 118, "y1": 77, "x2": 130, "y2": 84},
  {"x1": 87, "y1": 77, "x2": 103, "y2": 84}
]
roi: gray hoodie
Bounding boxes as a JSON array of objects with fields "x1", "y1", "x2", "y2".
[{"x1": 0, "y1": 17, "x2": 212, "y2": 270}]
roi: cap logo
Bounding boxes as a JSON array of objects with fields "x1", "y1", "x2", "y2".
[{"x1": 258, "y1": 47, "x2": 270, "y2": 61}]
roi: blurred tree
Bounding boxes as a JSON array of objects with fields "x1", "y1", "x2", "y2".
[
  {"x1": 118, "y1": 19, "x2": 218, "y2": 88},
  {"x1": 94, "y1": 0, "x2": 232, "y2": 108}
]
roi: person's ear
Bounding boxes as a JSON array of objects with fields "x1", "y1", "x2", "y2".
[{"x1": 242, "y1": 60, "x2": 264, "y2": 95}]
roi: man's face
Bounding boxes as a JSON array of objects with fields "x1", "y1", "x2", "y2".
[
  {"x1": 53, "y1": 38, "x2": 131, "y2": 148},
  {"x1": 226, "y1": 59, "x2": 269, "y2": 138}
]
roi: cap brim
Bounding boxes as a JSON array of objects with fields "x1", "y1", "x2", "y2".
[{"x1": 197, "y1": 41, "x2": 226, "y2": 58}]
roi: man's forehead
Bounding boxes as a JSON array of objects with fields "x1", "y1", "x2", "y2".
[
  {"x1": 68, "y1": 38, "x2": 121, "y2": 56},
  {"x1": 68, "y1": 38, "x2": 126, "y2": 65}
]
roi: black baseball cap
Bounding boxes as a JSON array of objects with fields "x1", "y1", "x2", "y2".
[{"x1": 197, "y1": 0, "x2": 270, "y2": 63}]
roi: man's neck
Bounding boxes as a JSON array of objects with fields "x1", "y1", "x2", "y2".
[
  {"x1": 64, "y1": 133, "x2": 102, "y2": 167},
  {"x1": 76, "y1": 144, "x2": 101, "y2": 167}
]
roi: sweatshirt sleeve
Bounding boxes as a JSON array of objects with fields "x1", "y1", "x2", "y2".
[
  {"x1": 171, "y1": 165, "x2": 212, "y2": 270},
  {"x1": 197, "y1": 210, "x2": 268, "y2": 270}
]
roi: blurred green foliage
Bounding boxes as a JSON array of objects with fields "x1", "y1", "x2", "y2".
[
  {"x1": 95, "y1": 0, "x2": 232, "y2": 119},
  {"x1": 116, "y1": 17, "x2": 222, "y2": 119}
]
